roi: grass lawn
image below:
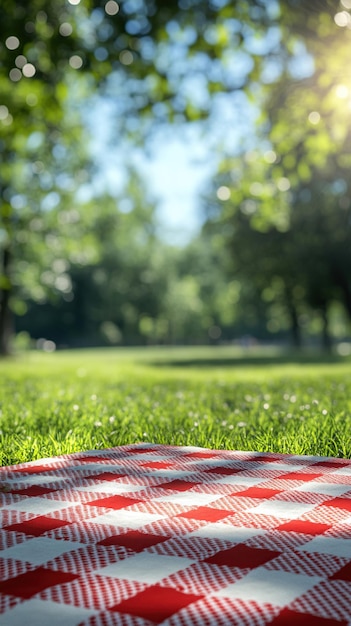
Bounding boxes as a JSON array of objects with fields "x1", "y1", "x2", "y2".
[{"x1": 1, "y1": 344, "x2": 351, "y2": 466}]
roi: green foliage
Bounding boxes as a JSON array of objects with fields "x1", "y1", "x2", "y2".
[
  {"x1": 0, "y1": 0, "x2": 277, "y2": 353},
  {"x1": 1, "y1": 346, "x2": 351, "y2": 466},
  {"x1": 2, "y1": 0, "x2": 351, "y2": 352},
  {"x1": 203, "y1": 1, "x2": 351, "y2": 345}
]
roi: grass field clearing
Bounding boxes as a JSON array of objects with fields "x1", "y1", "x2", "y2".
[{"x1": 1, "y1": 345, "x2": 351, "y2": 466}]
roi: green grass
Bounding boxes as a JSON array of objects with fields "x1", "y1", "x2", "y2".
[{"x1": 1, "y1": 345, "x2": 351, "y2": 466}]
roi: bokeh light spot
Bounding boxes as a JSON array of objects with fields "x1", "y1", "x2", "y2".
[
  {"x1": 264, "y1": 150, "x2": 277, "y2": 163},
  {"x1": 26, "y1": 93, "x2": 38, "y2": 106},
  {"x1": 241, "y1": 200, "x2": 257, "y2": 215},
  {"x1": 216, "y1": 186, "x2": 231, "y2": 201},
  {"x1": 277, "y1": 177, "x2": 291, "y2": 191},
  {"x1": 9, "y1": 68, "x2": 22, "y2": 82},
  {"x1": 335, "y1": 84, "x2": 349, "y2": 99},
  {"x1": 69, "y1": 55, "x2": 83, "y2": 69},
  {"x1": 25, "y1": 22, "x2": 35, "y2": 33},
  {"x1": 249, "y1": 182, "x2": 263, "y2": 196},
  {"x1": 0, "y1": 106, "x2": 9, "y2": 121},
  {"x1": 15, "y1": 55, "x2": 27, "y2": 68},
  {"x1": 2, "y1": 114, "x2": 13, "y2": 126},
  {"x1": 22, "y1": 63, "x2": 36, "y2": 78},
  {"x1": 6, "y1": 36, "x2": 20, "y2": 50},
  {"x1": 59, "y1": 23, "x2": 73, "y2": 36},
  {"x1": 105, "y1": 1, "x2": 119, "y2": 15},
  {"x1": 94, "y1": 47, "x2": 109, "y2": 61},
  {"x1": 308, "y1": 111, "x2": 321, "y2": 124},
  {"x1": 119, "y1": 50, "x2": 134, "y2": 65},
  {"x1": 334, "y1": 11, "x2": 350, "y2": 27}
]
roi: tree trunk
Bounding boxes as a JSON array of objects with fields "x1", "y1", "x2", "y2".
[
  {"x1": 285, "y1": 287, "x2": 301, "y2": 348},
  {"x1": 290, "y1": 304, "x2": 301, "y2": 348},
  {"x1": 333, "y1": 267, "x2": 351, "y2": 321},
  {"x1": 0, "y1": 246, "x2": 12, "y2": 356},
  {"x1": 321, "y1": 305, "x2": 332, "y2": 352}
]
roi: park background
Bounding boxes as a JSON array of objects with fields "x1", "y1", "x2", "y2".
[
  {"x1": 2, "y1": 0, "x2": 351, "y2": 355},
  {"x1": 2, "y1": 0, "x2": 351, "y2": 467}
]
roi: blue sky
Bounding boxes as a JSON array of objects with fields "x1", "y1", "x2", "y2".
[
  {"x1": 88, "y1": 110, "x2": 218, "y2": 244},
  {"x1": 89, "y1": 89, "x2": 258, "y2": 245},
  {"x1": 134, "y1": 129, "x2": 218, "y2": 244}
]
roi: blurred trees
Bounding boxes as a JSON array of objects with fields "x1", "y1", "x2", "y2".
[
  {"x1": 202, "y1": 1, "x2": 351, "y2": 348},
  {"x1": 0, "y1": 0, "x2": 280, "y2": 354},
  {"x1": 16, "y1": 200, "x2": 238, "y2": 347},
  {"x1": 2, "y1": 0, "x2": 351, "y2": 351}
]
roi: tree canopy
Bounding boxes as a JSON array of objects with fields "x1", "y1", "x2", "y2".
[
  {"x1": 2, "y1": 0, "x2": 351, "y2": 353},
  {"x1": 203, "y1": 0, "x2": 351, "y2": 347}
]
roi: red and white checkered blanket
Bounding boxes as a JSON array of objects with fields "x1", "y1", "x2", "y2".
[{"x1": 1, "y1": 443, "x2": 351, "y2": 625}]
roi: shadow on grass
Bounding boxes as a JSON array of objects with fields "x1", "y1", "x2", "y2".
[{"x1": 150, "y1": 350, "x2": 349, "y2": 369}]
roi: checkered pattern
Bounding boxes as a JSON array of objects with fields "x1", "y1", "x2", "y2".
[{"x1": 1, "y1": 444, "x2": 351, "y2": 625}]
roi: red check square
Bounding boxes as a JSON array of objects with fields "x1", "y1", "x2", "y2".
[
  {"x1": 312, "y1": 461, "x2": 349, "y2": 469},
  {"x1": 322, "y1": 498, "x2": 351, "y2": 512},
  {"x1": 4, "y1": 516, "x2": 70, "y2": 536},
  {"x1": 249, "y1": 456, "x2": 279, "y2": 462},
  {"x1": 73, "y1": 456, "x2": 111, "y2": 463},
  {"x1": 13, "y1": 465, "x2": 57, "y2": 474},
  {"x1": 204, "y1": 545, "x2": 280, "y2": 568},
  {"x1": 128, "y1": 447, "x2": 158, "y2": 454},
  {"x1": 204, "y1": 467, "x2": 242, "y2": 476},
  {"x1": 156, "y1": 480, "x2": 200, "y2": 491},
  {"x1": 111, "y1": 584, "x2": 202, "y2": 622},
  {"x1": 277, "y1": 520, "x2": 332, "y2": 536},
  {"x1": 282, "y1": 473, "x2": 323, "y2": 481},
  {"x1": 10, "y1": 486, "x2": 58, "y2": 497},
  {"x1": 270, "y1": 608, "x2": 348, "y2": 625},
  {"x1": 98, "y1": 531, "x2": 170, "y2": 552},
  {"x1": 0, "y1": 567, "x2": 78, "y2": 599},
  {"x1": 81, "y1": 472, "x2": 125, "y2": 482},
  {"x1": 184, "y1": 452, "x2": 217, "y2": 458},
  {"x1": 331, "y1": 561, "x2": 351, "y2": 582},
  {"x1": 177, "y1": 507, "x2": 232, "y2": 522},
  {"x1": 86, "y1": 495, "x2": 142, "y2": 509},
  {"x1": 140, "y1": 461, "x2": 173, "y2": 469},
  {"x1": 234, "y1": 487, "x2": 283, "y2": 499}
]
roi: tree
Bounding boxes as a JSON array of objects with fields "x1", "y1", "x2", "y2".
[
  {"x1": 1, "y1": 0, "x2": 305, "y2": 354},
  {"x1": 203, "y1": 1, "x2": 351, "y2": 347},
  {"x1": 2, "y1": 0, "x2": 346, "y2": 353}
]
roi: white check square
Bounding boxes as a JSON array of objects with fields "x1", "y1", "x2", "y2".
[
  {"x1": 288, "y1": 455, "x2": 324, "y2": 461},
  {"x1": 215, "y1": 568, "x2": 321, "y2": 606},
  {"x1": 294, "y1": 482, "x2": 351, "y2": 497},
  {"x1": 298, "y1": 536, "x2": 351, "y2": 558},
  {"x1": 246, "y1": 500, "x2": 316, "y2": 519},
  {"x1": 332, "y1": 466, "x2": 351, "y2": 476},
  {"x1": 143, "y1": 470, "x2": 191, "y2": 478},
  {"x1": 179, "y1": 446, "x2": 212, "y2": 453},
  {"x1": 186, "y1": 459, "x2": 236, "y2": 467},
  {"x1": 94, "y1": 552, "x2": 194, "y2": 583},
  {"x1": 3, "y1": 599, "x2": 95, "y2": 626},
  {"x1": 266, "y1": 463, "x2": 308, "y2": 472},
  {"x1": 6, "y1": 475, "x2": 64, "y2": 486},
  {"x1": 8, "y1": 497, "x2": 73, "y2": 515},
  {"x1": 90, "y1": 510, "x2": 167, "y2": 529},
  {"x1": 70, "y1": 463, "x2": 124, "y2": 472},
  {"x1": 0, "y1": 537, "x2": 84, "y2": 566},
  {"x1": 154, "y1": 492, "x2": 221, "y2": 506},
  {"x1": 187, "y1": 523, "x2": 266, "y2": 543},
  {"x1": 126, "y1": 453, "x2": 173, "y2": 462},
  {"x1": 76, "y1": 481, "x2": 144, "y2": 495},
  {"x1": 214, "y1": 475, "x2": 267, "y2": 487}
]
